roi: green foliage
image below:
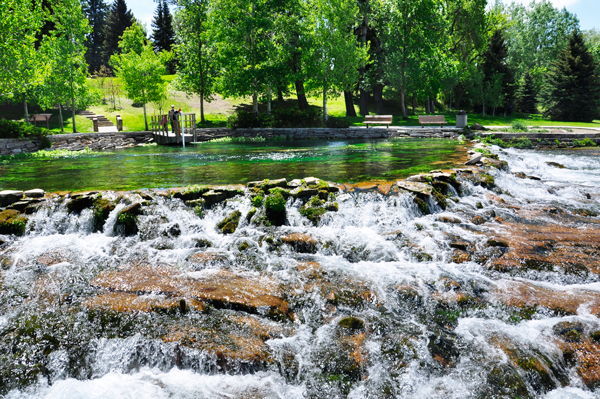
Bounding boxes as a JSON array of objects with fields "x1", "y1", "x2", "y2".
[
  {"x1": 510, "y1": 121, "x2": 528, "y2": 132},
  {"x1": 251, "y1": 195, "x2": 264, "y2": 207},
  {"x1": 172, "y1": 0, "x2": 214, "y2": 122},
  {"x1": 573, "y1": 137, "x2": 596, "y2": 147},
  {"x1": 540, "y1": 30, "x2": 600, "y2": 122},
  {"x1": 226, "y1": 111, "x2": 272, "y2": 129},
  {"x1": 110, "y1": 22, "x2": 172, "y2": 131},
  {"x1": 0, "y1": 119, "x2": 48, "y2": 139},
  {"x1": 101, "y1": 0, "x2": 135, "y2": 64},
  {"x1": 271, "y1": 108, "x2": 322, "y2": 128},
  {"x1": 264, "y1": 191, "x2": 287, "y2": 226},
  {"x1": 151, "y1": 0, "x2": 175, "y2": 54},
  {"x1": 516, "y1": 70, "x2": 538, "y2": 114}
]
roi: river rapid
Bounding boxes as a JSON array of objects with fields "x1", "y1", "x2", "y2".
[{"x1": 1, "y1": 145, "x2": 600, "y2": 399}]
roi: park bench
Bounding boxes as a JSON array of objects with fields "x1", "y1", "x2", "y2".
[
  {"x1": 418, "y1": 115, "x2": 448, "y2": 128},
  {"x1": 29, "y1": 114, "x2": 52, "y2": 130},
  {"x1": 364, "y1": 115, "x2": 393, "y2": 128}
]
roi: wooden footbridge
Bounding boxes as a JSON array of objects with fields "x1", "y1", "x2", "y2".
[{"x1": 150, "y1": 113, "x2": 198, "y2": 146}]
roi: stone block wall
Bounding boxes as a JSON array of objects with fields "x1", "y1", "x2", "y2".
[
  {"x1": 0, "y1": 138, "x2": 41, "y2": 155},
  {"x1": 49, "y1": 132, "x2": 154, "y2": 151}
]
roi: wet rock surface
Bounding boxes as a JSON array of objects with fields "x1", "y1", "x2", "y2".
[{"x1": 3, "y1": 144, "x2": 600, "y2": 397}]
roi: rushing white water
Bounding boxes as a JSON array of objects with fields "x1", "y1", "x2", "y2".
[{"x1": 1, "y1": 146, "x2": 600, "y2": 398}]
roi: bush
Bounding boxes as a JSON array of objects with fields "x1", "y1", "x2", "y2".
[
  {"x1": 510, "y1": 121, "x2": 528, "y2": 132},
  {"x1": 573, "y1": 137, "x2": 596, "y2": 147},
  {"x1": 271, "y1": 108, "x2": 322, "y2": 128},
  {"x1": 226, "y1": 111, "x2": 272, "y2": 129},
  {"x1": 325, "y1": 117, "x2": 350, "y2": 128},
  {"x1": 0, "y1": 119, "x2": 49, "y2": 139}
]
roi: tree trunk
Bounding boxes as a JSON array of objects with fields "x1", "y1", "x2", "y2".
[
  {"x1": 72, "y1": 97, "x2": 77, "y2": 133},
  {"x1": 267, "y1": 83, "x2": 272, "y2": 114},
  {"x1": 143, "y1": 102, "x2": 148, "y2": 131},
  {"x1": 323, "y1": 81, "x2": 328, "y2": 123},
  {"x1": 344, "y1": 91, "x2": 357, "y2": 117},
  {"x1": 277, "y1": 86, "x2": 284, "y2": 103},
  {"x1": 23, "y1": 95, "x2": 29, "y2": 123},
  {"x1": 358, "y1": 90, "x2": 369, "y2": 115},
  {"x1": 429, "y1": 97, "x2": 435, "y2": 114},
  {"x1": 200, "y1": 92, "x2": 205, "y2": 123},
  {"x1": 412, "y1": 95, "x2": 416, "y2": 115},
  {"x1": 252, "y1": 91, "x2": 258, "y2": 114},
  {"x1": 295, "y1": 80, "x2": 309, "y2": 110},
  {"x1": 425, "y1": 99, "x2": 430, "y2": 114},
  {"x1": 373, "y1": 84, "x2": 384, "y2": 114},
  {"x1": 58, "y1": 103, "x2": 64, "y2": 132}
]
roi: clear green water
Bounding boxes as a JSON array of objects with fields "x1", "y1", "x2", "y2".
[{"x1": 0, "y1": 139, "x2": 467, "y2": 191}]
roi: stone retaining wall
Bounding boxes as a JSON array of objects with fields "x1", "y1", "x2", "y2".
[
  {"x1": 0, "y1": 132, "x2": 154, "y2": 155},
  {"x1": 477, "y1": 131, "x2": 600, "y2": 146},
  {"x1": 49, "y1": 131, "x2": 154, "y2": 151},
  {"x1": 193, "y1": 127, "x2": 464, "y2": 141},
  {"x1": 0, "y1": 138, "x2": 42, "y2": 156}
]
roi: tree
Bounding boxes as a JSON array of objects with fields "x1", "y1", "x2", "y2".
[
  {"x1": 111, "y1": 22, "x2": 171, "y2": 131},
  {"x1": 37, "y1": 0, "x2": 91, "y2": 133},
  {"x1": 481, "y1": 29, "x2": 515, "y2": 115},
  {"x1": 151, "y1": 0, "x2": 175, "y2": 53},
  {"x1": 83, "y1": 0, "x2": 109, "y2": 73},
  {"x1": 102, "y1": 0, "x2": 134, "y2": 67},
  {"x1": 211, "y1": 0, "x2": 279, "y2": 114},
  {"x1": 0, "y1": 0, "x2": 44, "y2": 120},
  {"x1": 584, "y1": 29, "x2": 600, "y2": 75},
  {"x1": 374, "y1": 0, "x2": 445, "y2": 118},
  {"x1": 305, "y1": 0, "x2": 367, "y2": 121},
  {"x1": 516, "y1": 70, "x2": 538, "y2": 114},
  {"x1": 173, "y1": 0, "x2": 215, "y2": 122},
  {"x1": 503, "y1": 0, "x2": 579, "y2": 87},
  {"x1": 540, "y1": 30, "x2": 600, "y2": 122}
]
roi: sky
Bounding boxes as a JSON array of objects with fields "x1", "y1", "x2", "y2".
[{"x1": 124, "y1": 0, "x2": 599, "y2": 36}]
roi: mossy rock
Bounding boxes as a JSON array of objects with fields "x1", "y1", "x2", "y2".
[
  {"x1": 216, "y1": 210, "x2": 242, "y2": 234},
  {"x1": 66, "y1": 194, "x2": 95, "y2": 213},
  {"x1": 338, "y1": 317, "x2": 365, "y2": 330},
  {"x1": 113, "y1": 203, "x2": 142, "y2": 236},
  {"x1": 486, "y1": 364, "x2": 531, "y2": 398},
  {"x1": 591, "y1": 331, "x2": 600, "y2": 342},
  {"x1": 300, "y1": 204, "x2": 327, "y2": 226},
  {"x1": 432, "y1": 191, "x2": 447, "y2": 210},
  {"x1": 264, "y1": 191, "x2": 286, "y2": 226},
  {"x1": 487, "y1": 238, "x2": 509, "y2": 248},
  {"x1": 92, "y1": 197, "x2": 115, "y2": 232},
  {"x1": 432, "y1": 181, "x2": 450, "y2": 195},
  {"x1": 553, "y1": 321, "x2": 584, "y2": 342},
  {"x1": 173, "y1": 185, "x2": 210, "y2": 201},
  {"x1": 0, "y1": 209, "x2": 27, "y2": 236},
  {"x1": 246, "y1": 207, "x2": 257, "y2": 222},
  {"x1": 412, "y1": 196, "x2": 430, "y2": 214}
]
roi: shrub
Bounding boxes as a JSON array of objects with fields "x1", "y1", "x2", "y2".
[
  {"x1": 510, "y1": 121, "x2": 528, "y2": 132},
  {"x1": 325, "y1": 117, "x2": 350, "y2": 128},
  {"x1": 226, "y1": 111, "x2": 272, "y2": 129},
  {"x1": 0, "y1": 119, "x2": 49, "y2": 139},
  {"x1": 271, "y1": 107, "x2": 322, "y2": 128},
  {"x1": 573, "y1": 137, "x2": 596, "y2": 147},
  {"x1": 512, "y1": 136, "x2": 533, "y2": 148}
]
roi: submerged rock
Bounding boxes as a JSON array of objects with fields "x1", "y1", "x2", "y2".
[{"x1": 281, "y1": 233, "x2": 318, "y2": 253}]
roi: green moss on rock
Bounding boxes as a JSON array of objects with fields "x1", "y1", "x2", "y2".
[
  {"x1": 0, "y1": 209, "x2": 27, "y2": 236},
  {"x1": 338, "y1": 317, "x2": 365, "y2": 330},
  {"x1": 264, "y1": 191, "x2": 286, "y2": 226},
  {"x1": 217, "y1": 210, "x2": 242, "y2": 234}
]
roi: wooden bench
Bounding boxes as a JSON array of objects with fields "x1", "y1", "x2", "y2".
[
  {"x1": 418, "y1": 115, "x2": 447, "y2": 128},
  {"x1": 364, "y1": 115, "x2": 393, "y2": 128},
  {"x1": 29, "y1": 114, "x2": 53, "y2": 130}
]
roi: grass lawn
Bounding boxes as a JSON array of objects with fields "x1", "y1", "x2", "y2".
[{"x1": 2, "y1": 75, "x2": 599, "y2": 133}]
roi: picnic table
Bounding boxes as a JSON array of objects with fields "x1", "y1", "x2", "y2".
[{"x1": 29, "y1": 114, "x2": 52, "y2": 130}]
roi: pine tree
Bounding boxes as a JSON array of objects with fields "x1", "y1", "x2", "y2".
[
  {"x1": 151, "y1": 0, "x2": 175, "y2": 53},
  {"x1": 516, "y1": 70, "x2": 538, "y2": 114},
  {"x1": 83, "y1": 0, "x2": 109, "y2": 73},
  {"x1": 101, "y1": 0, "x2": 134, "y2": 67},
  {"x1": 541, "y1": 30, "x2": 600, "y2": 122},
  {"x1": 481, "y1": 30, "x2": 516, "y2": 115}
]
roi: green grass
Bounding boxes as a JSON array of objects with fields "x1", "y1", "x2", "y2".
[{"x1": 2, "y1": 75, "x2": 599, "y2": 133}]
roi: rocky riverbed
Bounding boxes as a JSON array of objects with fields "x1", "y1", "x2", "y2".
[{"x1": 1, "y1": 143, "x2": 600, "y2": 398}]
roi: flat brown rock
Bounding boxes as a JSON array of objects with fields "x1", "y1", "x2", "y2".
[
  {"x1": 395, "y1": 180, "x2": 433, "y2": 196},
  {"x1": 90, "y1": 265, "x2": 290, "y2": 318},
  {"x1": 490, "y1": 280, "x2": 600, "y2": 316}
]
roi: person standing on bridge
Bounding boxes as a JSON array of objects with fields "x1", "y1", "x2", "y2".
[{"x1": 168, "y1": 105, "x2": 176, "y2": 133}]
